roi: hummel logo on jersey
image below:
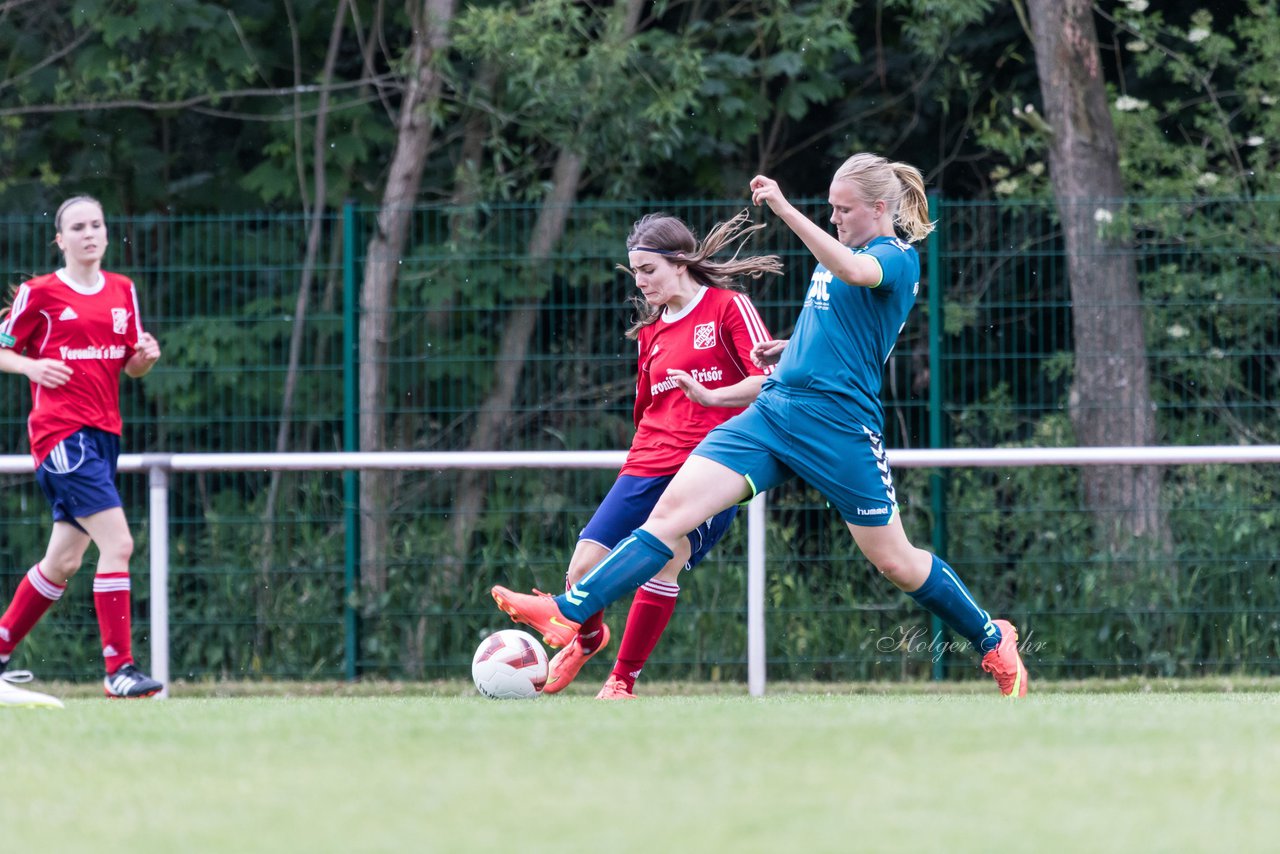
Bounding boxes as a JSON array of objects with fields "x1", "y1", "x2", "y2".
[{"x1": 59, "y1": 307, "x2": 79, "y2": 321}]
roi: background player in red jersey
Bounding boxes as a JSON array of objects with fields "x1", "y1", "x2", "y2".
[
  {"x1": 540, "y1": 211, "x2": 782, "y2": 699},
  {"x1": 0, "y1": 195, "x2": 164, "y2": 703}
]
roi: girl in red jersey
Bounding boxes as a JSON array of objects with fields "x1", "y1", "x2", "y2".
[
  {"x1": 542, "y1": 211, "x2": 781, "y2": 699},
  {"x1": 0, "y1": 196, "x2": 163, "y2": 703}
]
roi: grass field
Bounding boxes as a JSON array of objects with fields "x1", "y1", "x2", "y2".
[{"x1": 4, "y1": 682, "x2": 1278, "y2": 853}]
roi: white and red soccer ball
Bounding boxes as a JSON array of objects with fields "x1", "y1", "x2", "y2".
[{"x1": 471, "y1": 629, "x2": 549, "y2": 699}]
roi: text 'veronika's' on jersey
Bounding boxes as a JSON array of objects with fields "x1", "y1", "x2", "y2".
[
  {"x1": 0, "y1": 270, "x2": 143, "y2": 465},
  {"x1": 623, "y1": 286, "x2": 773, "y2": 477}
]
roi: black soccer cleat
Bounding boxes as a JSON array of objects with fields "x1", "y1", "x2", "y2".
[{"x1": 103, "y1": 663, "x2": 163, "y2": 699}]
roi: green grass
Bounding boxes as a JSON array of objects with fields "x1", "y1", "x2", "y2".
[{"x1": 5, "y1": 686, "x2": 1278, "y2": 853}]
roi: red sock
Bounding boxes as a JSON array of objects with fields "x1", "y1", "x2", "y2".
[
  {"x1": 567, "y1": 576, "x2": 606, "y2": 653},
  {"x1": 0, "y1": 565, "x2": 66, "y2": 657},
  {"x1": 578, "y1": 612, "x2": 606, "y2": 653},
  {"x1": 611, "y1": 579, "x2": 679, "y2": 690},
  {"x1": 93, "y1": 572, "x2": 133, "y2": 674}
]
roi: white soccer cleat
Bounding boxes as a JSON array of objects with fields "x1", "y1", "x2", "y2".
[{"x1": 0, "y1": 671, "x2": 65, "y2": 709}]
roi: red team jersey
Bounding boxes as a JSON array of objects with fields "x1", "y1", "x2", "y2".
[
  {"x1": 622, "y1": 286, "x2": 773, "y2": 477},
  {"x1": 0, "y1": 270, "x2": 143, "y2": 465}
]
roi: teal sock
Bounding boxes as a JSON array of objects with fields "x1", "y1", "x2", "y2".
[
  {"x1": 906, "y1": 554, "x2": 1001, "y2": 653},
  {"x1": 554, "y1": 528, "x2": 673, "y2": 623}
]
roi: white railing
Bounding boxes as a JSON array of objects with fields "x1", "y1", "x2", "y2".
[{"x1": 5, "y1": 444, "x2": 1280, "y2": 699}]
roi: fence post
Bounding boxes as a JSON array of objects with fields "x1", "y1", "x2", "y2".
[
  {"x1": 746, "y1": 492, "x2": 767, "y2": 697},
  {"x1": 147, "y1": 459, "x2": 171, "y2": 699},
  {"x1": 927, "y1": 192, "x2": 948, "y2": 682},
  {"x1": 342, "y1": 201, "x2": 361, "y2": 680}
]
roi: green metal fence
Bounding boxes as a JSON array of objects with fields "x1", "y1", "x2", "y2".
[{"x1": 0, "y1": 197, "x2": 1277, "y2": 685}]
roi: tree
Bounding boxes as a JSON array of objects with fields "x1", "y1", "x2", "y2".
[
  {"x1": 258, "y1": 0, "x2": 354, "y2": 648},
  {"x1": 1024, "y1": 0, "x2": 1168, "y2": 558},
  {"x1": 358, "y1": 0, "x2": 457, "y2": 595},
  {"x1": 437, "y1": 0, "x2": 699, "y2": 566}
]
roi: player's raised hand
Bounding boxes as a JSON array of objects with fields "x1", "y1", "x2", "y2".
[
  {"x1": 25, "y1": 358, "x2": 73, "y2": 389},
  {"x1": 751, "y1": 338, "x2": 789, "y2": 368},
  {"x1": 750, "y1": 175, "x2": 785, "y2": 210}
]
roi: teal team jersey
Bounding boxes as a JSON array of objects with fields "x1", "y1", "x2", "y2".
[{"x1": 761, "y1": 235, "x2": 920, "y2": 433}]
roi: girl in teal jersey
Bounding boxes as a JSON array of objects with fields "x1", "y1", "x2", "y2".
[{"x1": 494, "y1": 154, "x2": 1029, "y2": 697}]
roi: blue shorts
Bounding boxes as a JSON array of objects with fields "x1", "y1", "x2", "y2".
[
  {"x1": 34, "y1": 428, "x2": 123, "y2": 530},
  {"x1": 580, "y1": 474, "x2": 739, "y2": 570},
  {"x1": 691, "y1": 391, "x2": 898, "y2": 526}
]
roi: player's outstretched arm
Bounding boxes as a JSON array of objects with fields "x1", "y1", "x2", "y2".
[
  {"x1": 667, "y1": 370, "x2": 764, "y2": 408},
  {"x1": 750, "y1": 175, "x2": 880, "y2": 286}
]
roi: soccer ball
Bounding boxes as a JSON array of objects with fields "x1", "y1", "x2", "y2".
[{"x1": 471, "y1": 629, "x2": 549, "y2": 699}]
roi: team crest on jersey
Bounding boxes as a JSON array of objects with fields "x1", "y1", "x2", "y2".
[
  {"x1": 692, "y1": 322, "x2": 716, "y2": 350},
  {"x1": 111, "y1": 308, "x2": 129, "y2": 334}
]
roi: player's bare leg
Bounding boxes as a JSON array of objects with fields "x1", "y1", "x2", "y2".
[{"x1": 34, "y1": 520, "x2": 94, "y2": 585}]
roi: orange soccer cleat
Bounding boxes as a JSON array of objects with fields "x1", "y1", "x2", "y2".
[
  {"x1": 981, "y1": 618, "x2": 1029, "y2": 699},
  {"x1": 490, "y1": 585, "x2": 581, "y2": 649},
  {"x1": 544, "y1": 624, "x2": 611, "y2": 695},
  {"x1": 595, "y1": 674, "x2": 636, "y2": 700}
]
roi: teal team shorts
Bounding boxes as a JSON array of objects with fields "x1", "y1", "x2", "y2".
[{"x1": 690, "y1": 390, "x2": 898, "y2": 527}]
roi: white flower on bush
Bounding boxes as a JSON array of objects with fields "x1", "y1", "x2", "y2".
[
  {"x1": 1115, "y1": 95, "x2": 1149, "y2": 112},
  {"x1": 1196, "y1": 172, "x2": 1220, "y2": 187},
  {"x1": 1094, "y1": 208, "x2": 1114, "y2": 224},
  {"x1": 994, "y1": 178, "x2": 1020, "y2": 196},
  {"x1": 1208, "y1": 347, "x2": 1226, "y2": 360},
  {"x1": 1125, "y1": 0, "x2": 1149, "y2": 11},
  {"x1": 1246, "y1": 136, "x2": 1264, "y2": 147},
  {"x1": 1187, "y1": 27, "x2": 1210, "y2": 43},
  {"x1": 1127, "y1": 40, "x2": 1149, "y2": 52},
  {"x1": 1262, "y1": 95, "x2": 1277, "y2": 106},
  {"x1": 1167, "y1": 324, "x2": 1189, "y2": 339},
  {"x1": 1027, "y1": 162, "x2": 1045, "y2": 176}
]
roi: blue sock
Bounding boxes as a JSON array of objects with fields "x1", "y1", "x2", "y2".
[
  {"x1": 906, "y1": 554, "x2": 1002, "y2": 654},
  {"x1": 554, "y1": 528, "x2": 674, "y2": 623}
]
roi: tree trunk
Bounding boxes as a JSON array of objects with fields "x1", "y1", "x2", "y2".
[
  {"x1": 359, "y1": 0, "x2": 456, "y2": 595},
  {"x1": 445, "y1": 150, "x2": 585, "y2": 571},
  {"x1": 442, "y1": 0, "x2": 648, "y2": 579},
  {"x1": 1026, "y1": 0, "x2": 1169, "y2": 558},
  {"x1": 256, "y1": 0, "x2": 348, "y2": 657}
]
